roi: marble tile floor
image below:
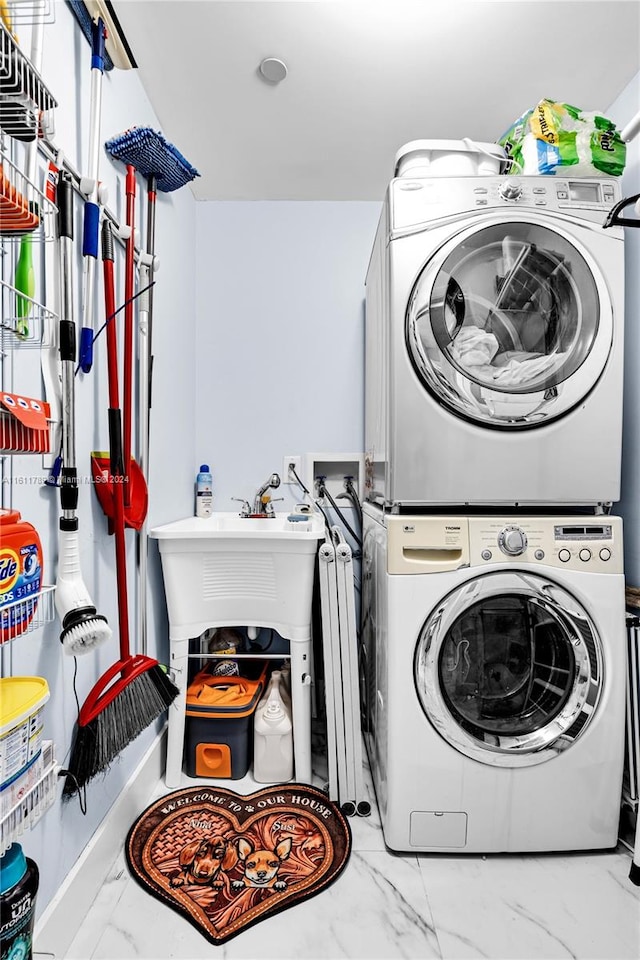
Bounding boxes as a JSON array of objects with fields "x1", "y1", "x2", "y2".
[{"x1": 63, "y1": 747, "x2": 639, "y2": 960}]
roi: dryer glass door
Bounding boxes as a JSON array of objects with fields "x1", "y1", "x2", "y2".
[
  {"x1": 414, "y1": 571, "x2": 603, "y2": 766},
  {"x1": 406, "y1": 221, "x2": 608, "y2": 427}
]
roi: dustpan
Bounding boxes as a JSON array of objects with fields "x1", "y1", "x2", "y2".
[{"x1": 90, "y1": 451, "x2": 148, "y2": 531}]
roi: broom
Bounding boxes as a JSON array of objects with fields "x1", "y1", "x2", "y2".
[{"x1": 63, "y1": 220, "x2": 178, "y2": 796}]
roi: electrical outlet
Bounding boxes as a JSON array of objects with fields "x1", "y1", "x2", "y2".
[{"x1": 283, "y1": 455, "x2": 302, "y2": 484}]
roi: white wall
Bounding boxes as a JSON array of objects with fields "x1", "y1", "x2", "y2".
[
  {"x1": 194, "y1": 201, "x2": 380, "y2": 507},
  {"x1": 2, "y1": 5, "x2": 196, "y2": 914},
  {"x1": 608, "y1": 72, "x2": 640, "y2": 585}
]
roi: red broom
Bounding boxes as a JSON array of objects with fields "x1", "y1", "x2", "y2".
[{"x1": 63, "y1": 219, "x2": 177, "y2": 796}]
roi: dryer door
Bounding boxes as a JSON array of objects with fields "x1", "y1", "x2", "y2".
[
  {"x1": 414, "y1": 571, "x2": 603, "y2": 766},
  {"x1": 406, "y1": 220, "x2": 610, "y2": 427}
]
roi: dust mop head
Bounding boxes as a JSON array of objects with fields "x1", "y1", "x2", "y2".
[
  {"x1": 68, "y1": 0, "x2": 137, "y2": 70},
  {"x1": 62, "y1": 663, "x2": 179, "y2": 797},
  {"x1": 104, "y1": 127, "x2": 199, "y2": 192}
]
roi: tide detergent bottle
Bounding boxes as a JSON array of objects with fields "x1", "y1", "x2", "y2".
[{"x1": 0, "y1": 510, "x2": 43, "y2": 642}]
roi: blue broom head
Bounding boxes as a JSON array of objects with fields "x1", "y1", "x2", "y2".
[
  {"x1": 68, "y1": 1, "x2": 114, "y2": 70},
  {"x1": 104, "y1": 127, "x2": 199, "y2": 192}
]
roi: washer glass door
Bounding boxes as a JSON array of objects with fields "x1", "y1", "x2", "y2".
[
  {"x1": 414, "y1": 571, "x2": 603, "y2": 766},
  {"x1": 406, "y1": 221, "x2": 608, "y2": 427}
]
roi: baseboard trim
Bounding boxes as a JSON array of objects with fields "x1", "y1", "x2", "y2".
[{"x1": 34, "y1": 729, "x2": 166, "y2": 960}]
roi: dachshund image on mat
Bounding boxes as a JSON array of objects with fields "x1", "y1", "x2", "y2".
[{"x1": 169, "y1": 837, "x2": 238, "y2": 889}]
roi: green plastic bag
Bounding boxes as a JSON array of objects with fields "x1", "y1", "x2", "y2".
[{"x1": 498, "y1": 99, "x2": 626, "y2": 177}]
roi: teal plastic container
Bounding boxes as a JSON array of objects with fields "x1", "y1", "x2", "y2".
[{"x1": 0, "y1": 842, "x2": 39, "y2": 960}]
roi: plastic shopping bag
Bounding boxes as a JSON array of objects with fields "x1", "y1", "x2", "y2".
[{"x1": 498, "y1": 99, "x2": 626, "y2": 177}]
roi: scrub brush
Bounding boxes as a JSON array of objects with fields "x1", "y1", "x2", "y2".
[{"x1": 55, "y1": 526, "x2": 112, "y2": 655}]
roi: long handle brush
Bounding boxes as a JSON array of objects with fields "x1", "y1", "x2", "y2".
[
  {"x1": 78, "y1": 17, "x2": 106, "y2": 373},
  {"x1": 63, "y1": 220, "x2": 178, "y2": 797},
  {"x1": 123, "y1": 164, "x2": 136, "y2": 506},
  {"x1": 55, "y1": 172, "x2": 111, "y2": 656}
]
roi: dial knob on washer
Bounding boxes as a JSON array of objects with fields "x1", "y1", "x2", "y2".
[
  {"x1": 499, "y1": 180, "x2": 523, "y2": 201},
  {"x1": 498, "y1": 526, "x2": 528, "y2": 556}
]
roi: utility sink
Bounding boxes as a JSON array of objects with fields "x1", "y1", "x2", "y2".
[
  {"x1": 151, "y1": 511, "x2": 324, "y2": 539},
  {"x1": 150, "y1": 512, "x2": 325, "y2": 640}
]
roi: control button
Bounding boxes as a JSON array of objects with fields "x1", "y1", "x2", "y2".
[
  {"x1": 579, "y1": 548, "x2": 592, "y2": 562},
  {"x1": 473, "y1": 187, "x2": 488, "y2": 194},
  {"x1": 475, "y1": 199, "x2": 488, "y2": 205},
  {"x1": 599, "y1": 547, "x2": 612, "y2": 562},
  {"x1": 481, "y1": 549, "x2": 492, "y2": 560},
  {"x1": 499, "y1": 181, "x2": 523, "y2": 201},
  {"x1": 558, "y1": 548, "x2": 571, "y2": 562},
  {"x1": 534, "y1": 549, "x2": 545, "y2": 560},
  {"x1": 533, "y1": 187, "x2": 547, "y2": 194},
  {"x1": 498, "y1": 526, "x2": 528, "y2": 556},
  {"x1": 557, "y1": 190, "x2": 568, "y2": 199},
  {"x1": 535, "y1": 199, "x2": 547, "y2": 206}
]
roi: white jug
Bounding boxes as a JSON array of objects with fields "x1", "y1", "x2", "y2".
[
  {"x1": 257, "y1": 669, "x2": 291, "y2": 714},
  {"x1": 253, "y1": 681, "x2": 293, "y2": 783}
]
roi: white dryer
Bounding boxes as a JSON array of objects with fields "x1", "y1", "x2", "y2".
[
  {"x1": 361, "y1": 505, "x2": 627, "y2": 853},
  {"x1": 364, "y1": 175, "x2": 624, "y2": 507}
]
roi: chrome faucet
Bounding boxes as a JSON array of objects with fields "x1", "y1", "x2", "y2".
[{"x1": 252, "y1": 472, "x2": 281, "y2": 516}]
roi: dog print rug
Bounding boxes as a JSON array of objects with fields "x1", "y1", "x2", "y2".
[{"x1": 126, "y1": 783, "x2": 352, "y2": 944}]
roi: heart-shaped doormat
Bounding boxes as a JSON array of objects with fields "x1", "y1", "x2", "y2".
[{"x1": 126, "y1": 784, "x2": 352, "y2": 944}]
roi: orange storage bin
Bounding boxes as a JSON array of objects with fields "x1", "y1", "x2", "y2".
[{"x1": 185, "y1": 661, "x2": 268, "y2": 779}]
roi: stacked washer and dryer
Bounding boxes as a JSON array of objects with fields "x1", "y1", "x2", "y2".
[{"x1": 361, "y1": 141, "x2": 628, "y2": 853}]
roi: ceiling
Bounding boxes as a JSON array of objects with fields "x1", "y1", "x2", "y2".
[{"x1": 113, "y1": 0, "x2": 640, "y2": 201}]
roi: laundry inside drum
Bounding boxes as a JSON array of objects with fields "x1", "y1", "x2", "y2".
[{"x1": 438, "y1": 595, "x2": 576, "y2": 737}]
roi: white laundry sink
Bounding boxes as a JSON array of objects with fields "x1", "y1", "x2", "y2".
[{"x1": 150, "y1": 512, "x2": 325, "y2": 640}]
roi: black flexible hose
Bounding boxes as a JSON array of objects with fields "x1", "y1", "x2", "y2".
[
  {"x1": 317, "y1": 480, "x2": 362, "y2": 548},
  {"x1": 290, "y1": 465, "x2": 332, "y2": 533}
]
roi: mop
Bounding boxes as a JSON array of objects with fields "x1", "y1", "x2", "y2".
[
  {"x1": 55, "y1": 172, "x2": 112, "y2": 655},
  {"x1": 67, "y1": 0, "x2": 137, "y2": 71},
  {"x1": 63, "y1": 220, "x2": 178, "y2": 796},
  {"x1": 69, "y1": 0, "x2": 137, "y2": 371},
  {"x1": 103, "y1": 127, "x2": 198, "y2": 660}
]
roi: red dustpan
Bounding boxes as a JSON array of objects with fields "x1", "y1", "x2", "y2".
[{"x1": 91, "y1": 452, "x2": 147, "y2": 530}]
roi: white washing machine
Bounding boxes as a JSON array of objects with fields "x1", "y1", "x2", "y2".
[
  {"x1": 364, "y1": 174, "x2": 624, "y2": 508},
  {"x1": 361, "y1": 504, "x2": 627, "y2": 853}
]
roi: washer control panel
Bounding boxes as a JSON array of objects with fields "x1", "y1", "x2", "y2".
[
  {"x1": 382, "y1": 515, "x2": 623, "y2": 575},
  {"x1": 390, "y1": 176, "x2": 621, "y2": 234},
  {"x1": 498, "y1": 525, "x2": 528, "y2": 557},
  {"x1": 469, "y1": 517, "x2": 622, "y2": 574}
]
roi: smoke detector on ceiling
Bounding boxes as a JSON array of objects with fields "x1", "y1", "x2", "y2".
[{"x1": 259, "y1": 58, "x2": 288, "y2": 83}]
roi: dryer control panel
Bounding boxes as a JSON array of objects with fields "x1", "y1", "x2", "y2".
[{"x1": 470, "y1": 517, "x2": 623, "y2": 574}]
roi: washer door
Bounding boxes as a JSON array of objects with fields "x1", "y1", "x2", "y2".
[
  {"x1": 406, "y1": 220, "x2": 610, "y2": 428},
  {"x1": 414, "y1": 571, "x2": 603, "y2": 766}
]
